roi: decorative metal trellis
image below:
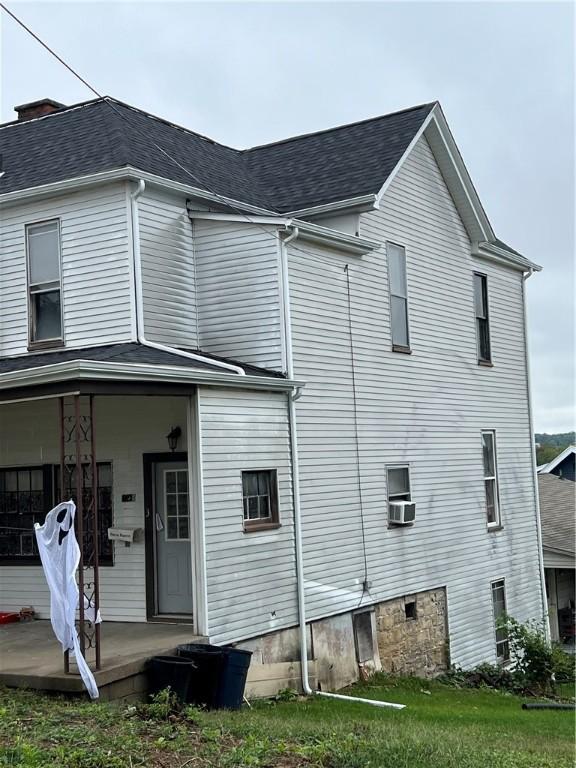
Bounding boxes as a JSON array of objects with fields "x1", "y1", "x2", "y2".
[{"x1": 59, "y1": 394, "x2": 101, "y2": 672}]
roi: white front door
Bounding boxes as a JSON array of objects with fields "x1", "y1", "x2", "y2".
[{"x1": 154, "y1": 462, "x2": 193, "y2": 615}]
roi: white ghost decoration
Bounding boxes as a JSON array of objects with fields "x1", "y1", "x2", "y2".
[{"x1": 35, "y1": 501, "x2": 99, "y2": 699}]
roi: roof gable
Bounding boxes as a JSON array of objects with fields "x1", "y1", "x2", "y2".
[
  {"x1": 0, "y1": 96, "x2": 536, "y2": 269},
  {"x1": 0, "y1": 98, "x2": 434, "y2": 212}
]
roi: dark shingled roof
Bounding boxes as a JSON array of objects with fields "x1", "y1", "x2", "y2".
[
  {"x1": 0, "y1": 343, "x2": 284, "y2": 379},
  {"x1": 538, "y1": 474, "x2": 576, "y2": 557},
  {"x1": 0, "y1": 97, "x2": 435, "y2": 212}
]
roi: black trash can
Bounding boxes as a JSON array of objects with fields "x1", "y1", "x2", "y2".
[
  {"x1": 177, "y1": 643, "x2": 252, "y2": 710},
  {"x1": 215, "y1": 647, "x2": 252, "y2": 710},
  {"x1": 147, "y1": 655, "x2": 196, "y2": 702},
  {"x1": 177, "y1": 643, "x2": 226, "y2": 708}
]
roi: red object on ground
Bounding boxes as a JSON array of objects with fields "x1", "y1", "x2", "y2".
[{"x1": 0, "y1": 612, "x2": 20, "y2": 624}]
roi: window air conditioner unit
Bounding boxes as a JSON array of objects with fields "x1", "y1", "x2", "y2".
[{"x1": 388, "y1": 501, "x2": 416, "y2": 525}]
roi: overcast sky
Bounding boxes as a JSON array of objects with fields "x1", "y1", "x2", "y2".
[{"x1": 1, "y1": 1, "x2": 574, "y2": 433}]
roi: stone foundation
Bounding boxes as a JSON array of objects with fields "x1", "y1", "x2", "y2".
[{"x1": 375, "y1": 587, "x2": 449, "y2": 677}]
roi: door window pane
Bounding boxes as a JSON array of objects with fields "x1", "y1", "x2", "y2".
[{"x1": 164, "y1": 469, "x2": 190, "y2": 541}]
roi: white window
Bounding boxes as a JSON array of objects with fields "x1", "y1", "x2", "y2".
[
  {"x1": 481, "y1": 430, "x2": 500, "y2": 528},
  {"x1": 26, "y1": 220, "x2": 63, "y2": 345},
  {"x1": 387, "y1": 242, "x2": 410, "y2": 351},
  {"x1": 491, "y1": 579, "x2": 510, "y2": 661},
  {"x1": 474, "y1": 273, "x2": 491, "y2": 364},
  {"x1": 387, "y1": 466, "x2": 411, "y2": 502}
]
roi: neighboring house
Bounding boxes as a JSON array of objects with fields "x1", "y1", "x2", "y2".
[
  {"x1": 538, "y1": 470, "x2": 575, "y2": 645},
  {"x1": 0, "y1": 96, "x2": 546, "y2": 689},
  {"x1": 538, "y1": 445, "x2": 576, "y2": 482}
]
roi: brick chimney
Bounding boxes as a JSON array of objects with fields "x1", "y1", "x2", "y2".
[{"x1": 15, "y1": 98, "x2": 66, "y2": 122}]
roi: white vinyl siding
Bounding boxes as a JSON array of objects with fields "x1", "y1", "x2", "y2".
[
  {"x1": 288, "y1": 134, "x2": 542, "y2": 669},
  {"x1": 0, "y1": 184, "x2": 133, "y2": 356},
  {"x1": 139, "y1": 189, "x2": 197, "y2": 348},
  {"x1": 199, "y1": 387, "x2": 296, "y2": 644},
  {"x1": 194, "y1": 220, "x2": 284, "y2": 371}
]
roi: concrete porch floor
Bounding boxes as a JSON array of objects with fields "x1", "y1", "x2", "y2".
[{"x1": 0, "y1": 620, "x2": 204, "y2": 698}]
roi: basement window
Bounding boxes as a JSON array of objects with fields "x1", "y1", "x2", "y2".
[
  {"x1": 242, "y1": 470, "x2": 280, "y2": 532},
  {"x1": 26, "y1": 220, "x2": 64, "y2": 348},
  {"x1": 404, "y1": 599, "x2": 417, "y2": 620}
]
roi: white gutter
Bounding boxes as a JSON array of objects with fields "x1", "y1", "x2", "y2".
[
  {"x1": 280, "y1": 226, "x2": 405, "y2": 710},
  {"x1": 129, "y1": 180, "x2": 245, "y2": 376},
  {"x1": 285, "y1": 194, "x2": 377, "y2": 219},
  {"x1": 522, "y1": 268, "x2": 550, "y2": 640},
  {"x1": 474, "y1": 242, "x2": 542, "y2": 274},
  {"x1": 0, "y1": 166, "x2": 276, "y2": 216},
  {"x1": 0, "y1": 360, "x2": 299, "y2": 393},
  {"x1": 188, "y1": 208, "x2": 380, "y2": 256}
]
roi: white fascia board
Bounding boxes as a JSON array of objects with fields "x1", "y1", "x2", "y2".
[
  {"x1": 374, "y1": 107, "x2": 437, "y2": 207},
  {"x1": 0, "y1": 166, "x2": 276, "y2": 216},
  {"x1": 294, "y1": 220, "x2": 380, "y2": 254},
  {"x1": 424, "y1": 108, "x2": 494, "y2": 242},
  {"x1": 0, "y1": 360, "x2": 303, "y2": 394},
  {"x1": 539, "y1": 445, "x2": 576, "y2": 473},
  {"x1": 473, "y1": 242, "x2": 542, "y2": 274},
  {"x1": 477, "y1": 241, "x2": 542, "y2": 272},
  {"x1": 285, "y1": 194, "x2": 377, "y2": 219},
  {"x1": 373, "y1": 104, "x2": 494, "y2": 243},
  {"x1": 187, "y1": 210, "x2": 291, "y2": 226},
  {"x1": 186, "y1": 210, "x2": 380, "y2": 254}
]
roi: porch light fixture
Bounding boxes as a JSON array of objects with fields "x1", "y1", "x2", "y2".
[{"x1": 166, "y1": 426, "x2": 181, "y2": 453}]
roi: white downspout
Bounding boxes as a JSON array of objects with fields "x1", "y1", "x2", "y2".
[
  {"x1": 522, "y1": 267, "x2": 550, "y2": 640},
  {"x1": 281, "y1": 226, "x2": 405, "y2": 711},
  {"x1": 129, "y1": 179, "x2": 245, "y2": 376}
]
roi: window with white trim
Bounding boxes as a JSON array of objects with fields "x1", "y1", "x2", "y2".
[
  {"x1": 481, "y1": 430, "x2": 500, "y2": 528},
  {"x1": 242, "y1": 470, "x2": 279, "y2": 531},
  {"x1": 387, "y1": 243, "x2": 410, "y2": 351},
  {"x1": 26, "y1": 220, "x2": 63, "y2": 346},
  {"x1": 474, "y1": 273, "x2": 491, "y2": 364},
  {"x1": 491, "y1": 579, "x2": 509, "y2": 661},
  {"x1": 387, "y1": 466, "x2": 411, "y2": 503}
]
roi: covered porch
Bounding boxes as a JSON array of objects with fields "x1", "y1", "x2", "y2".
[{"x1": 0, "y1": 343, "x2": 297, "y2": 695}]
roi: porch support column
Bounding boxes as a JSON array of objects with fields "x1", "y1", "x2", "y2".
[
  {"x1": 187, "y1": 391, "x2": 208, "y2": 637},
  {"x1": 59, "y1": 394, "x2": 101, "y2": 673}
]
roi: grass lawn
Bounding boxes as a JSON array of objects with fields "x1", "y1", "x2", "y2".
[{"x1": 0, "y1": 675, "x2": 574, "y2": 768}]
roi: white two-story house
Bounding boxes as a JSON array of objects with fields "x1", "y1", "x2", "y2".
[{"x1": 0, "y1": 96, "x2": 546, "y2": 690}]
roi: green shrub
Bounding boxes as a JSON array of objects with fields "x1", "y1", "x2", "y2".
[
  {"x1": 441, "y1": 616, "x2": 572, "y2": 696},
  {"x1": 551, "y1": 644, "x2": 576, "y2": 683},
  {"x1": 503, "y1": 616, "x2": 555, "y2": 694}
]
